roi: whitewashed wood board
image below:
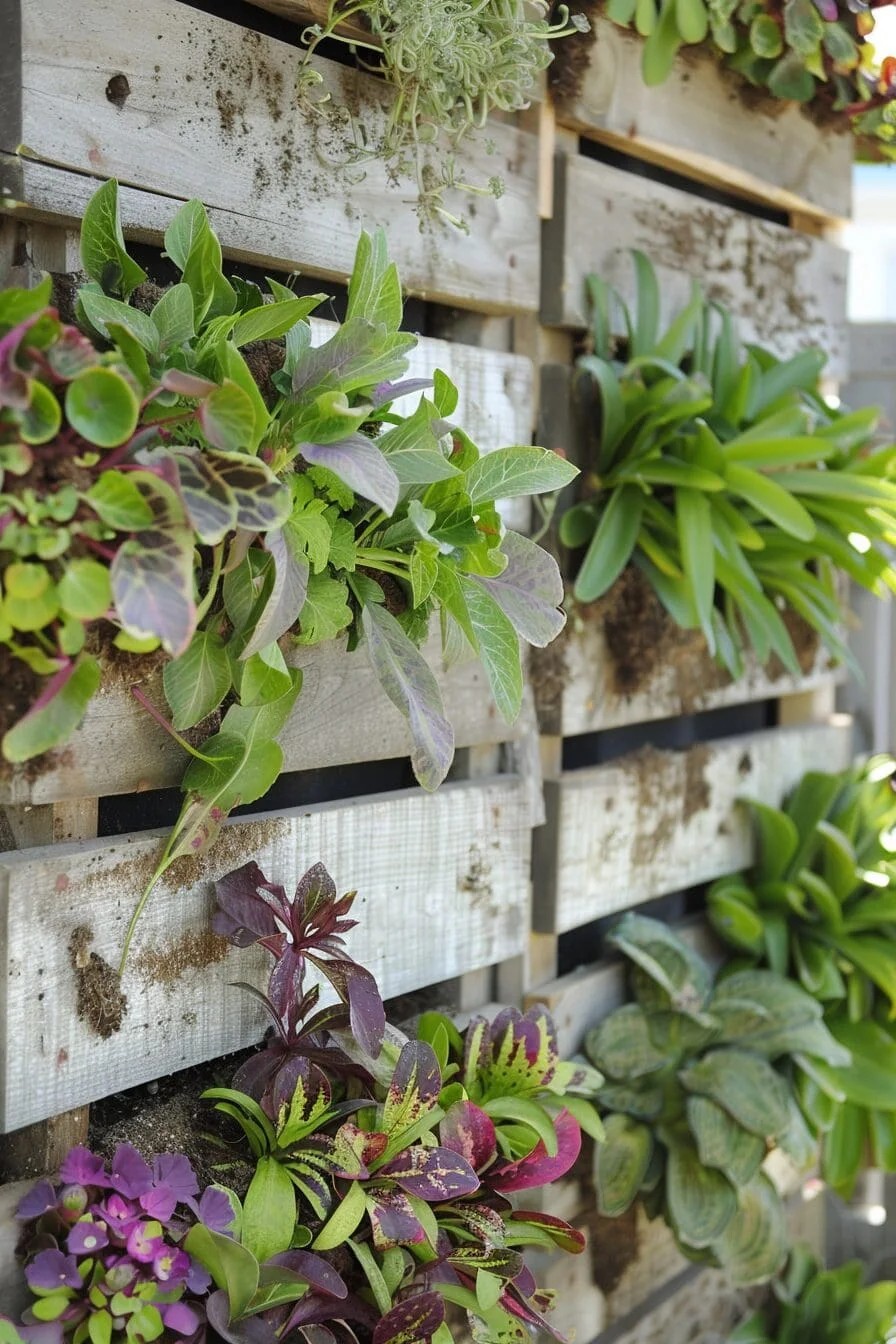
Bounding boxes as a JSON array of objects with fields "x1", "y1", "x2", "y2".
[
  {"x1": 0, "y1": 777, "x2": 531, "y2": 1130},
  {"x1": 3, "y1": 0, "x2": 539, "y2": 311},
  {"x1": 542, "y1": 154, "x2": 849, "y2": 377},
  {"x1": 533, "y1": 718, "x2": 853, "y2": 933},
  {"x1": 0, "y1": 1180, "x2": 28, "y2": 1314},
  {"x1": 553, "y1": 16, "x2": 851, "y2": 221},
  {"x1": 556, "y1": 620, "x2": 841, "y2": 738}
]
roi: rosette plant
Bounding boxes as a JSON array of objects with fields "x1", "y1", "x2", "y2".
[
  {"x1": 708, "y1": 756, "x2": 896, "y2": 1197},
  {"x1": 198, "y1": 858, "x2": 601, "y2": 1343},
  {"x1": 560, "y1": 252, "x2": 896, "y2": 680},
  {"x1": 0, "y1": 179, "x2": 576, "y2": 971},
  {"x1": 584, "y1": 914, "x2": 849, "y2": 1284}
]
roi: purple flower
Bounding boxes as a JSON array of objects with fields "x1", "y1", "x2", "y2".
[
  {"x1": 108, "y1": 1144, "x2": 153, "y2": 1198},
  {"x1": 67, "y1": 1219, "x2": 109, "y2": 1256},
  {"x1": 194, "y1": 1185, "x2": 237, "y2": 1235},
  {"x1": 140, "y1": 1153, "x2": 198, "y2": 1220},
  {"x1": 25, "y1": 1248, "x2": 83, "y2": 1291},
  {"x1": 59, "y1": 1146, "x2": 109, "y2": 1187},
  {"x1": 152, "y1": 1246, "x2": 191, "y2": 1284},
  {"x1": 126, "y1": 1221, "x2": 164, "y2": 1263},
  {"x1": 16, "y1": 1180, "x2": 57, "y2": 1221},
  {"x1": 162, "y1": 1303, "x2": 202, "y2": 1337},
  {"x1": 185, "y1": 1257, "x2": 213, "y2": 1295},
  {"x1": 95, "y1": 1193, "x2": 139, "y2": 1234}
]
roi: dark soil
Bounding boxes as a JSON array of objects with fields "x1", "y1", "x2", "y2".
[{"x1": 70, "y1": 926, "x2": 128, "y2": 1039}]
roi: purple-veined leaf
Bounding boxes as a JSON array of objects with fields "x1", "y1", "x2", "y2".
[
  {"x1": 240, "y1": 525, "x2": 310, "y2": 659},
  {"x1": 162, "y1": 368, "x2": 219, "y2": 398},
  {"x1": 206, "y1": 1290, "x2": 279, "y2": 1344},
  {"x1": 379, "y1": 1146, "x2": 480, "y2": 1201},
  {"x1": 372, "y1": 1292, "x2": 446, "y2": 1344},
  {"x1": 269, "y1": 1250, "x2": 348, "y2": 1299},
  {"x1": 507, "y1": 1211, "x2": 586, "y2": 1254},
  {"x1": 305, "y1": 953, "x2": 385, "y2": 1058},
  {"x1": 111, "y1": 525, "x2": 197, "y2": 656},
  {"x1": 360, "y1": 603, "x2": 454, "y2": 792},
  {"x1": 301, "y1": 434, "x2": 400, "y2": 514},
  {"x1": 371, "y1": 377, "x2": 433, "y2": 409},
  {"x1": 439, "y1": 1101, "x2": 497, "y2": 1173},
  {"x1": 210, "y1": 451, "x2": 291, "y2": 532},
  {"x1": 473, "y1": 531, "x2": 566, "y2": 648},
  {"x1": 383, "y1": 1042, "x2": 442, "y2": 1138},
  {"x1": 488, "y1": 1110, "x2": 581, "y2": 1192},
  {"x1": 1, "y1": 654, "x2": 100, "y2": 763},
  {"x1": 365, "y1": 1185, "x2": 428, "y2": 1249}
]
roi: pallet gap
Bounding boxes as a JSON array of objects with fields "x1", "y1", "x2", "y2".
[
  {"x1": 561, "y1": 697, "x2": 776, "y2": 771},
  {"x1": 555, "y1": 885, "x2": 703, "y2": 978}
]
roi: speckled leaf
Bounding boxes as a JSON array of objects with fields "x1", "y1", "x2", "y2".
[
  {"x1": 372, "y1": 1292, "x2": 445, "y2": 1344},
  {"x1": 666, "y1": 1139, "x2": 738, "y2": 1248},
  {"x1": 609, "y1": 914, "x2": 712, "y2": 1018},
  {"x1": 379, "y1": 1146, "x2": 479, "y2": 1201},
  {"x1": 679, "y1": 1049, "x2": 790, "y2": 1139},
  {"x1": 594, "y1": 1113, "x2": 654, "y2": 1217},
  {"x1": 687, "y1": 1096, "x2": 766, "y2": 1186},
  {"x1": 440, "y1": 1100, "x2": 497, "y2": 1171},
  {"x1": 365, "y1": 1185, "x2": 427, "y2": 1249},
  {"x1": 714, "y1": 1174, "x2": 788, "y2": 1285},
  {"x1": 383, "y1": 1042, "x2": 442, "y2": 1139},
  {"x1": 596, "y1": 1079, "x2": 665, "y2": 1120},
  {"x1": 584, "y1": 1004, "x2": 668, "y2": 1081}
]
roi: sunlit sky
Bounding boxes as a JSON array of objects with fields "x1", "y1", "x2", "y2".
[{"x1": 869, "y1": 5, "x2": 896, "y2": 59}]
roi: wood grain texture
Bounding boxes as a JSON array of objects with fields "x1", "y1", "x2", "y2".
[
  {"x1": 551, "y1": 619, "x2": 842, "y2": 738},
  {"x1": 4, "y1": 0, "x2": 538, "y2": 311},
  {"x1": 541, "y1": 154, "x2": 849, "y2": 378},
  {"x1": 0, "y1": 777, "x2": 532, "y2": 1130},
  {"x1": 552, "y1": 16, "x2": 852, "y2": 220},
  {"x1": 533, "y1": 718, "x2": 853, "y2": 934},
  {"x1": 0, "y1": 1180, "x2": 29, "y2": 1315}
]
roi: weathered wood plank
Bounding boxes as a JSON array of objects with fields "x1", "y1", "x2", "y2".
[
  {"x1": 542, "y1": 153, "x2": 849, "y2": 377},
  {"x1": 533, "y1": 719, "x2": 853, "y2": 934},
  {"x1": 2, "y1": 0, "x2": 538, "y2": 311},
  {"x1": 0, "y1": 1180, "x2": 29, "y2": 1315},
  {"x1": 245, "y1": 0, "x2": 369, "y2": 43},
  {"x1": 551, "y1": 618, "x2": 842, "y2": 739},
  {"x1": 551, "y1": 15, "x2": 852, "y2": 221},
  {"x1": 0, "y1": 777, "x2": 532, "y2": 1130}
]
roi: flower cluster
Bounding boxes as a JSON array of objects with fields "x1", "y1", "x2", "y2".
[{"x1": 14, "y1": 1144, "x2": 233, "y2": 1342}]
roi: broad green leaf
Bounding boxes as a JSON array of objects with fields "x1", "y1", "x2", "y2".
[
  {"x1": 232, "y1": 294, "x2": 324, "y2": 346},
  {"x1": 183, "y1": 1224, "x2": 259, "y2": 1317},
  {"x1": 2, "y1": 656, "x2": 101, "y2": 762},
  {"x1": 747, "y1": 800, "x2": 800, "y2": 882},
  {"x1": 313, "y1": 1176, "x2": 366, "y2": 1250},
  {"x1": 200, "y1": 381, "x2": 257, "y2": 453},
  {"x1": 594, "y1": 1113, "x2": 654, "y2": 1217},
  {"x1": 163, "y1": 631, "x2": 232, "y2": 730},
  {"x1": 465, "y1": 446, "x2": 578, "y2": 505},
  {"x1": 666, "y1": 1138, "x2": 738, "y2": 1248},
  {"x1": 725, "y1": 464, "x2": 816, "y2": 541},
  {"x1": 679, "y1": 1048, "x2": 790, "y2": 1138},
  {"x1": 80, "y1": 179, "x2": 147, "y2": 298},
  {"x1": 361, "y1": 602, "x2": 454, "y2": 791},
  {"x1": 78, "y1": 288, "x2": 160, "y2": 353},
  {"x1": 242, "y1": 1156, "x2": 296, "y2": 1262},
  {"x1": 585, "y1": 1004, "x2": 668, "y2": 1081},
  {"x1": 823, "y1": 1016, "x2": 896, "y2": 1109},
  {"x1": 87, "y1": 471, "x2": 155, "y2": 530},
  {"x1": 687, "y1": 1096, "x2": 766, "y2": 1185},
  {"x1": 151, "y1": 282, "x2": 195, "y2": 350},
  {"x1": 56, "y1": 558, "x2": 112, "y2": 621},
  {"x1": 294, "y1": 573, "x2": 352, "y2": 646},
  {"x1": 456, "y1": 576, "x2": 523, "y2": 723},
  {"x1": 574, "y1": 485, "x2": 644, "y2": 602},
  {"x1": 714, "y1": 1173, "x2": 788, "y2": 1285},
  {"x1": 66, "y1": 368, "x2": 139, "y2": 448},
  {"x1": 473, "y1": 530, "x2": 565, "y2": 647}
]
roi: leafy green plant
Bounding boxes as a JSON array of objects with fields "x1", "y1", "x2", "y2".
[
  {"x1": 590, "y1": 0, "x2": 896, "y2": 159},
  {"x1": 728, "y1": 1244, "x2": 896, "y2": 1344},
  {"x1": 196, "y1": 857, "x2": 603, "y2": 1344},
  {"x1": 583, "y1": 913, "x2": 849, "y2": 1284},
  {"x1": 560, "y1": 251, "x2": 896, "y2": 680},
  {"x1": 299, "y1": 1, "x2": 588, "y2": 226},
  {"x1": 709, "y1": 756, "x2": 896, "y2": 1197},
  {"x1": 0, "y1": 180, "x2": 576, "y2": 973}
]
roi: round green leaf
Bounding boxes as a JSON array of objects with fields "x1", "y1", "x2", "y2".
[
  {"x1": 19, "y1": 379, "x2": 62, "y2": 444},
  {"x1": 3, "y1": 562, "x2": 59, "y2": 631},
  {"x1": 66, "y1": 367, "x2": 139, "y2": 447},
  {"x1": 57, "y1": 558, "x2": 113, "y2": 620}
]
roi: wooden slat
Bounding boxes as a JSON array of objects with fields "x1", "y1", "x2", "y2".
[
  {"x1": 0, "y1": 776, "x2": 531, "y2": 1131},
  {"x1": 2, "y1": 0, "x2": 538, "y2": 312},
  {"x1": 246, "y1": 0, "x2": 370, "y2": 43},
  {"x1": 0, "y1": 1180, "x2": 29, "y2": 1314},
  {"x1": 533, "y1": 718, "x2": 852, "y2": 934},
  {"x1": 553, "y1": 619, "x2": 841, "y2": 738},
  {"x1": 552, "y1": 16, "x2": 851, "y2": 221},
  {"x1": 542, "y1": 154, "x2": 849, "y2": 377}
]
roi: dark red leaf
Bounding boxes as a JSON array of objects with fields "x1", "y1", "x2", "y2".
[
  {"x1": 372, "y1": 1292, "x2": 445, "y2": 1344},
  {"x1": 440, "y1": 1101, "x2": 497, "y2": 1173},
  {"x1": 488, "y1": 1110, "x2": 581, "y2": 1192}
]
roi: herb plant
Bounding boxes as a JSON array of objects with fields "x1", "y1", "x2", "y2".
[
  {"x1": 0, "y1": 180, "x2": 575, "y2": 970},
  {"x1": 584, "y1": 913, "x2": 849, "y2": 1284},
  {"x1": 200, "y1": 857, "x2": 603, "y2": 1343},
  {"x1": 708, "y1": 756, "x2": 896, "y2": 1197},
  {"x1": 299, "y1": 2, "x2": 588, "y2": 226},
  {"x1": 560, "y1": 251, "x2": 896, "y2": 680},
  {"x1": 727, "y1": 1245, "x2": 896, "y2": 1344},
  {"x1": 591, "y1": 0, "x2": 896, "y2": 159}
]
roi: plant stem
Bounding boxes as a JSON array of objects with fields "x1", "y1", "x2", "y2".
[
  {"x1": 357, "y1": 547, "x2": 410, "y2": 571},
  {"x1": 118, "y1": 849, "x2": 172, "y2": 977},
  {"x1": 194, "y1": 543, "x2": 224, "y2": 625},
  {"x1": 130, "y1": 685, "x2": 217, "y2": 763}
]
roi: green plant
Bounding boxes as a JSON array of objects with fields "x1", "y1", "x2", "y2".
[
  {"x1": 728, "y1": 1244, "x2": 896, "y2": 1343},
  {"x1": 299, "y1": 1, "x2": 588, "y2": 226},
  {"x1": 0, "y1": 180, "x2": 576, "y2": 975},
  {"x1": 591, "y1": 0, "x2": 896, "y2": 159},
  {"x1": 709, "y1": 756, "x2": 896, "y2": 1197},
  {"x1": 583, "y1": 913, "x2": 849, "y2": 1284},
  {"x1": 560, "y1": 251, "x2": 896, "y2": 679}
]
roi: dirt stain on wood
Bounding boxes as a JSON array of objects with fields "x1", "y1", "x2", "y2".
[
  {"x1": 70, "y1": 926, "x2": 128, "y2": 1039},
  {"x1": 134, "y1": 928, "x2": 230, "y2": 989}
]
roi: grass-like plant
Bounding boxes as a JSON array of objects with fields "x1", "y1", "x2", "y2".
[
  {"x1": 559, "y1": 252, "x2": 896, "y2": 680},
  {"x1": 583, "y1": 913, "x2": 848, "y2": 1285},
  {"x1": 709, "y1": 756, "x2": 896, "y2": 1198},
  {"x1": 299, "y1": 1, "x2": 588, "y2": 226},
  {"x1": 727, "y1": 1245, "x2": 896, "y2": 1344}
]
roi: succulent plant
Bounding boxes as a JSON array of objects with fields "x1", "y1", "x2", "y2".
[{"x1": 584, "y1": 914, "x2": 849, "y2": 1284}]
